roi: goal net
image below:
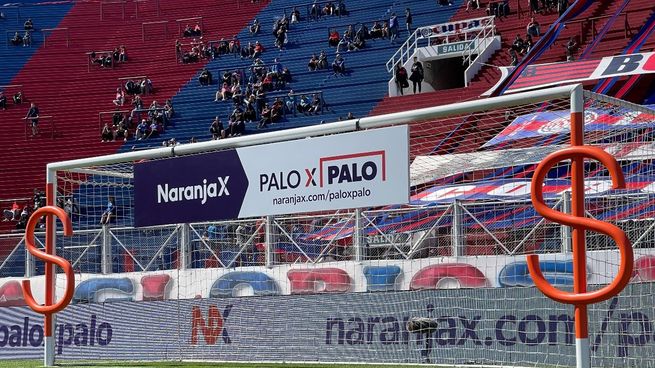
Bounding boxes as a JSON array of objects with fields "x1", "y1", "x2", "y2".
[{"x1": 1, "y1": 85, "x2": 655, "y2": 367}]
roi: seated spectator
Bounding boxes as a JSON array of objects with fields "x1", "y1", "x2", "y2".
[
  {"x1": 258, "y1": 103, "x2": 273, "y2": 128},
  {"x1": 370, "y1": 21, "x2": 382, "y2": 39},
  {"x1": 113, "y1": 87, "x2": 125, "y2": 106},
  {"x1": 244, "y1": 101, "x2": 257, "y2": 122},
  {"x1": 336, "y1": 33, "x2": 351, "y2": 53},
  {"x1": 318, "y1": 50, "x2": 328, "y2": 69},
  {"x1": 0, "y1": 91, "x2": 6, "y2": 110},
  {"x1": 135, "y1": 119, "x2": 149, "y2": 140},
  {"x1": 328, "y1": 29, "x2": 340, "y2": 47},
  {"x1": 199, "y1": 68, "x2": 213, "y2": 86},
  {"x1": 193, "y1": 23, "x2": 202, "y2": 36},
  {"x1": 164, "y1": 99, "x2": 174, "y2": 120},
  {"x1": 308, "y1": 54, "x2": 319, "y2": 71},
  {"x1": 24, "y1": 18, "x2": 33, "y2": 31},
  {"x1": 114, "y1": 120, "x2": 128, "y2": 141},
  {"x1": 229, "y1": 36, "x2": 241, "y2": 54},
  {"x1": 275, "y1": 26, "x2": 287, "y2": 50},
  {"x1": 310, "y1": 94, "x2": 323, "y2": 114},
  {"x1": 241, "y1": 42, "x2": 253, "y2": 59},
  {"x1": 147, "y1": 121, "x2": 162, "y2": 139},
  {"x1": 140, "y1": 77, "x2": 153, "y2": 94},
  {"x1": 509, "y1": 48, "x2": 519, "y2": 66},
  {"x1": 381, "y1": 21, "x2": 390, "y2": 39},
  {"x1": 183, "y1": 24, "x2": 194, "y2": 37},
  {"x1": 252, "y1": 41, "x2": 265, "y2": 58},
  {"x1": 15, "y1": 206, "x2": 30, "y2": 230},
  {"x1": 466, "y1": 0, "x2": 480, "y2": 11},
  {"x1": 101, "y1": 123, "x2": 114, "y2": 142},
  {"x1": 439, "y1": 0, "x2": 453, "y2": 5},
  {"x1": 527, "y1": 17, "x2": 541, "y2": 37},
  {"x1": 119, "y1": 45, "x2": 128, "y2": 62},
  {"x1": 525, "y1": 34, "x2": 534, "y2": 53},
  {"x1": 210, "y1": 117, "x2": 224, "y2": 139},
  {"x1": 332, "y1": 54, "x2": 345, "y2": 75},
  {"x1": 512, "y1": 34, "x2": 526, "y2": 54},
  {"x1": 250, "y1": 18, "x2": 260, "y2": 34},
  {"x1": 13, "y1": 91, "x2": 22, "y2": 105},
  {"x1": 335, "y1": 0, "x2": 347, "y2": 16},
  {"x1": 21, "y1": 31, "x2": 30, "y2": 46},
  {"x1": 100, "y1": 197, "x2": 115, "y2": 225},
  {"x1": 565, "y1": 36, "x2": 577, "y2": 61},
  {"x1": 349, "y1": 34, "x2": 365, "y2": 51},
  {"x1": 356, "y1": 23, "x2": 369, "y2": 40},
  {"x1": 291, "y1": 7, "x2": 301, "y2": 23},
  {"x1": 10, "y1": 32, "x2": 22, "y2": 46},
  {"x1": 125, "y1": 79, "x2": 139, "y2": 95},
  {"x1": 323, "y1": 1, "x2": 335, "y2": 16},
  {"x1": 2, "y1": 202, "x2": 20, "y2": 222},
  {"x1": 297, "y1": 94, "x2": 311, "y2": 114}
]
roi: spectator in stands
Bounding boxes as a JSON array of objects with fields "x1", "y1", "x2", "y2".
[
  {"x1": 250, "y1": 19, "x2": 260, "y2": 35},
  {"x1": 229, "y1": 36, "x2": 241, "y2": 54},
  {"x1": 113, "y1": 87, "x2": 125, "y2": 106},
  {"x1": 101, "y1": 123, "x2": 114, "y2": 142},
  {"x1": 275, "y1": 26, "x2": 287, "y2": 50},
  {"x1": 322, "y1": 2, "x2": 334, "y2": 16},
  {"x1": 410, "y1": 57, "x2": 424, "y2": 94},
  {"x1": 558, "y1": 0, "x2": 569, "y2": 16},
  {"x1": 318, "y1": 50, "x2": 328, "y2": 69},
  {"x1": 356, "y1": 23, "x2": 369, "y2": 41},
  {"x1": 347, "y1": 112, "x2": 354, "y2": 120},
  {"x1": 565, "y1": 36, "x2": 577, "y2": 61},
  {"x1": 0, "y1": 91, "x2": 6, "y2": 110},
  {"x1": 310, "y1": 1, "x2": 321, "y2": 20},
  {"x1": 33, "y1": 189, "x2": 45, "y2": 209},
  {"x1": 509, "y1": 48, "x2": 519, "y2": 66},
  {"x1": 199, "y1": 68, "x2": 213, "y2": 86},
  {"x1": 336, "y1": 32, "x2": 351, "y2": 53},
  {"x1": 22, "y1": 31, "x2": 31, "y2": 47},
  {"x1": 210, "y1": 117, "x2": 224, "y2": 139},
  {"x1": 119, "y1": 45, "x2": 127, "y2": 62},
  {"x1": 24, "y1": 18, "x2": 33, "y2": 31},
  {"x1": 0, "y1": 12, "x2": 5, "y2": 20},
  {"x1": 308, "y1": 53, "x2": 319, "y2": 71},
  {"x1": 310, "y1": 94, "x2": 323, "y2": 114},
  {"x1": 466, "y1": 0, "x2": 480, "y2": 11},
  {"x1": 25, "y1": 102, "x2": 39, "y2": 136},
  {"x1": 389, "y1": 13, "x2": 399, "y2": 44},
  {"x1": 147, "y1": 120, "x2": 162, "y2": 139},
  {"x1": 328, "y1": 29, "x2": 340, "y2": 47},
  {"x1": 114, "y1": 120, "x2": 128, "y2": 141},
  {"x1": 529, "y1": 0, "x2": 539, "y2": 14},
  {"x1": 164, "y1": 99, "x2": 174, "y2": 121},
  {"x1": 100, "y1": 197, "x2": 115, "y2": 225},
  {"x1": 395, "y1": 63, "x2": 409, "y2": 95},
  {"x1": 524, "y1": 34, "x2": 534, "y2": 53},
  {"x1": 332, "y1": 54, "x2": 345, "y2": 76},
  {"x1": 183, "y1": 24, "x2": 195, "y2": 37},
  {"x1": 13, "y1": 91, "x2": 22, "y2": 105},
  {"x1": 381, "y1": 21, "x2": 390, "y2": 39},
  {"x1": 140, "y1": 77, "x2": 152, "y2": 95},
  {"x1": 527, "y1": 17, "x2": 541, "y2": 37},
  {"x1": 2, "y1": 202, "x2": 20, "y2": 222},
  {"x1": 15, "y1": 206, "x2": 30, "y2": 230},
  {"x1": 405, "y1": 8, "x2": 413, "y2": 33},
  {"x1": 291, "y1": 7, "x2": 301, "y2": 23},
  {"x1": 512, "y1": 34, "x2": 526, "y2": 54},
  {"x1": 253, "y1": 41, "x2": 265, "y2": 58},
  {"x1": 135, "y1": 119, "x2": 149, "y2": 140},
  {"x1": 438, "y1": 0, "x2": 453, "y2": 6},
  {"x1": 349, "y1": 33, "x2": 365, "y2": 51},
  {"x1": 258, "y1": 103, "x2": 273, "y2": 128},
  {"x1": 10, "y1": 32, "x2": 22, "y2": 46},
  {"x1": 370, "y1": 21, "x2": 382, "y2": 39},
  {"x1": 297, "y1": 94, "x2": 311, "y2": 114}
]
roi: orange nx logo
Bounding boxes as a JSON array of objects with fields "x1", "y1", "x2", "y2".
[{"x1": 191, "y1": 305, "x2": 232, "y2": 345}]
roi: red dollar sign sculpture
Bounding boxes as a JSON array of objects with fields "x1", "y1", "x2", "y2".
[
  {"x1": 21, "y1": 184, "x2": 75, "y2": 366},
  {"x1": 528, "y1": 110, "x2": 633, "y2": 368}
]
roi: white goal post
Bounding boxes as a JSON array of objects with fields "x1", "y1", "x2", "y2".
[{"x1": 11, "y1": 84, "x2": 655, "y2": 367}]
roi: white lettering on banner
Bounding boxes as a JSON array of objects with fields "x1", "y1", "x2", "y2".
[
  {"x1": 236, "y1": 126, "x2": 409, "y2": 218},
  {"x1": 486, "y1": 182, "x2": 532, "y2": 197},
  {"x1": 423, "y1": 185, "x2": 478, "y2": 201},
  {"x1": 157, "y1": 177, "x2": 230, "y2": 205}
]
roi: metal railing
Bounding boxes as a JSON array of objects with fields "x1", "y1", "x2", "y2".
[
  {"x1": 386, "y1": 16, "x2": 496, "y2": 72},
  {"x1": 462, "y1": 16, "x2": 497, "y2": 86}
]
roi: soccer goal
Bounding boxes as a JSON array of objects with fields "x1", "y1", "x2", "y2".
[{"x1": 4, "y1": 84, "x2": 655, "y2": 367}]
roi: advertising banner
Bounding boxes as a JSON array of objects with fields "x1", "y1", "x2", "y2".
[
  {"x1": 503, "y1": 52, "x2": 655, "y2": 94},
  {"x1": 1, "y1": 285, "x2": 654, "y2": 367},
  {"x1": 134, "y1": 126, "x2": 409, "y2": 227}
]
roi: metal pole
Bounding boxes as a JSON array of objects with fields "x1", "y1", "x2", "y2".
[
  {"x1": 265, "y1": 216, "x2": 273, "y2": 267},
  {"x1": 44, "y1": 171, "x2": 56, "y2": 366},
  {"x1": 452, "y1": 200, "x2": 464, "y2": 257},
  {"x1": 354, "y1": 209, "x2": 363, "y2": 261},
  {"x1": 25, "y1": 239, "x2": 34, "y2": 277},
  {"x1": 561, "y1": 190, "x2": 572, "y2": 253},
  {"x1": 101, "y1": 225, "x2": 112, "y2": 274},
  {"x1": 179, "y1": 224, "x2": 190, "y2": 270}
]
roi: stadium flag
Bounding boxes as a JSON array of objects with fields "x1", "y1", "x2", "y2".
[
  {"x1": 133, "y1": 126, "x2": 409, "y2": 226},
  {"x1": 484, "y1": 52, "x2": 655, "y2": 95},
  {"x1": 483, "y1": 108, "x2": 655, "y2": 147}
]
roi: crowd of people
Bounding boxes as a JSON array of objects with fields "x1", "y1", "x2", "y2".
[
  {"x1": 89, "y1": 46, "x2": 128, "y2": 68},
  {"x1": 0, "y1": 90, "x2": 23, "y2": 111}
]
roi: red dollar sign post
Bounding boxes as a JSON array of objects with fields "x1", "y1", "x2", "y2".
[
  {"x1": 21, "y1": 184, "x2": 75, "y2": 367},
  {"x1": 528, "y1": 92, "x2": 633, "y2": 368}
]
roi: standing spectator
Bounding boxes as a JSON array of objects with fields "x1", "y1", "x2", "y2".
[
  {"x1": 389, "y1": 12, "x2": 399, "y2": 44},
  {"x1": 0, "y1": 91, "x2": 6, "y2": 110},
  {"x1": 291, "y1": 7, "x2": 301, "y2": 23},
  {"x1": 22, "y1": 31, "x2": 31, "y2": 47},
  {"x1": 250, "y1": 19, "x2": 260, "y2": 35},
  {"x1": 24, "y1": 18, "x2": 33, "y2": 31},
  {"x1": 13, "y1": 91, "x2": 23, "y2": 105},
  {"x1": 100, "y1": 197, "x2": 116, "y2": 225},
  {"x1": 558, "y1": 0, "x2": 569, "y2": 16},
  {"x1": 409, "y1": 57, "x2": 424, "y2": 94},
  {"x1": 25, "y1": 102, "x2": 39, "y2": 136},
  {"x1": 527, "y1": 17, "x2": 541, "y2": 37},
  {"x1": 395, "y1": 63, "x2": 409, "y2": 95},
  {"x1": 405, "y1": 8, "x2": 413, "y2": 33},
  {"x1": 565, "y1": 36, "x2": 577, "y2": 61},
  {"x1": 119, "y1": 45, "x2": 128, "y2": 62},
  {"x1": 529, "y1": 0, "x2": 539, "y2": 14}
]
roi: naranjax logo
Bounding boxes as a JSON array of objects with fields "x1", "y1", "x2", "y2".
[
  {"x1": 0, "y1": 315, "x2": 112, "y2": 354},
  {"x1": 157, "y1": 177, "x2": 230, "y2": 205}
]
